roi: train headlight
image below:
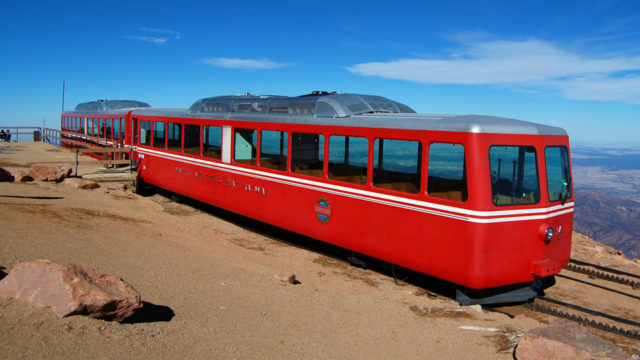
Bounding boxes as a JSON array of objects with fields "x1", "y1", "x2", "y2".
[{"x1": 538, "y1": 224, "x2": 554, "y2": 244}]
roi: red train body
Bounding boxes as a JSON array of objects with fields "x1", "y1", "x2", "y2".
[{"x1": 62, "y1": 93, "x2": 573, "y2": 304}]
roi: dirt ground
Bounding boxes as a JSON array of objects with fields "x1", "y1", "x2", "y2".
[{"x1": 0, "y1": 141, "x2": 638, "y2": 359}]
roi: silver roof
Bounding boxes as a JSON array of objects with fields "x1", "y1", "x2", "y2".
[
  {"x1": 70, "y1": 99, "x2": 150, "y2": 113},
  {"x1": 188, "y1": 92, "x2": 415, "y2": 117}
]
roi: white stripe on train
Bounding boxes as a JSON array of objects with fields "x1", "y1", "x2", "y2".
[{"x1": 137, "y1": 147, "x2": 574, "y2": 224}]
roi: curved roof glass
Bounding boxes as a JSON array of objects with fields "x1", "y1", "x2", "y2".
[{"x1": 188, "y1": 92, "x2": 415, "y2": 118}]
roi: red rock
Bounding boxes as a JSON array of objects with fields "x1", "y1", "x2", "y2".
[
  {"x1": 515, "y1": 320, "x2": 631, "y2": 359},
  {"x1": 28, "y1": 165, "x2": 72, "y2": 182},
  {"x1": 0, "y1": 167, "x2": 14, "y2": 182},
  {"x1": 0, "y1": 259, "x2": 142, "y2": 322},
  {"x1": 12, "y1": 169, "x2": 34, "y2": 182},
  {"x1": 63, "y1": 178, "x2": 100, "y2": 189}
]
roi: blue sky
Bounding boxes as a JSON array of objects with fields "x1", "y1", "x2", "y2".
[{"x1": 1, "y1": 0, "x2": 639, "y2": 147}]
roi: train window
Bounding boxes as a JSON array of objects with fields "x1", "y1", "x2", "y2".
[
  {"x1": 234, "y1": 128, "x2": 257, "y2": 165},
  {"x1": 120, "y1": 118, "x2": 126, "y2": 139},
  {"x1": 184, "y1": 124, "x2": 200, "y2": 156},
  {"x1": 140, "y1": 120, "x2": 151, "y2": 146},
  {"x1": 328, "y1": 136, "x2": 368, "y2": 185},
  {"x1": 291, "y1": 132, "x2": 324, "y2": 177},
  {"x1": 80, "y1": 118, "x2": 84, "y2": 134},
  {"x1": 167, "y1": 123, "x2": 182, "y2": 152},
  {"x1": 545, "y1": 146, "x2": 572, "y2": 203},
  {"x1": 153, "y1": 122, "x2": 166, "y2": 149},
  {"x1": 428, "y1": 143, "x2": 468, "y2": 201},
  {"x1": 99, "y1": 119, "x2": 104, "y2": 137},
  {"x1": 490, "y1": 145, "x2": 540, "y2": 205},
  {"x1": 106, "y1": 119, "x2": 112, "y2": 139},
  {"x1": 91, "y1": 118, "x2": 97, "y2": 136},
  {"x1": 203, "y1": 125, "x2": 222, "y2": 159},
  {"x1": 113, "y1": 119, "x2": 120, "y2": 140},
  {"x1": 373, "y1": 139, "x2": 421, "y2": 193},
  {"x1": 260, "y1": 130, "x2": 287, "y2": 171}
]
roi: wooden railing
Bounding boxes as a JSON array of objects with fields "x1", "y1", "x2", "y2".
[{"x1": 41, "y1": 128, "x2": 134, "y2": 176}]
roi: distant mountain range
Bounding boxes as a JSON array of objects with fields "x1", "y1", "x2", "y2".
[{"x1": 573, "y1": 190, "x2": 640, "y2": 260}]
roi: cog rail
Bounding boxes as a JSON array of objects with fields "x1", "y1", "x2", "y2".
[
  {"x1": 566, "y1": 259, "x2": 640, "y2": 289},
  {"x1": 526, "y1": 296, "x2": 640, "y2": 340}
]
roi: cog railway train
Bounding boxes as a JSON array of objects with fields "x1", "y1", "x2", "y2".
[{"x1": 61, "y1": 92, "x2": 574, "y2": 305}]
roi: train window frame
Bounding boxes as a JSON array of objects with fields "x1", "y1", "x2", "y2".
[
  {"x1": 260, "y1": 130, "x2": 288, "y2": 171},
  {"x1": 545, "y1": 146, "x2": 572, "y2": 203},
  {"x1": 139, "y1": 120, "x2": 151, "y2": 146},
  {"x1": 234, "y1": 128, "x2": 258, "y2": 165},
  {"x1": 153, "y1": 121, "x2": 166, "y2": 149},
  {"x1": 167, "y1": 122, "x2": 182, "y2": 152},
  {"x1": 489, "y1": 145, "x2": 540, "y2": 206},
  {"x1": 328, "y1": 135, "x2": 368, "y2": 185},
  {"x1": 291, "y1": 132, "x2": 325, "y2": 178},
  {"x1": 372, "y1": 138, "x2": 422, "y2": 194},
  {"x1": 184, "y1": 124, "x2": 201, "y2": 156},
  {"x1": 427, "y1": 143, "x2": 468, "y2": 202},
  {"x1": 203, "y1": 125, "x2": 222, "y2": 160}
]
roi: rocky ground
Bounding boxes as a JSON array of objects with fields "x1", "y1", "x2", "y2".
[{"x1": 1, "y1": 141, "x2": 639, "y2": 359}]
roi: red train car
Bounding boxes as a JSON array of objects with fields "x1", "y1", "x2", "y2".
[
  {"x1": 65, "y1": 92, "x2": 574, "y2": 304},
  {"x1": 61, "y1": 100, "x2": 150, "y2": 156}
]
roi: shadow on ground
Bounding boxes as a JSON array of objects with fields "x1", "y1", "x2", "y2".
[
  {"x1": 123, "y1": 301, "x2": 175, "y2": 324},
  {"x1": 0, "y1": 266, "x2": 6, "y2": 281},
  {"x1": 148, "y1": 189, "x2": 462, "y2": 301}
]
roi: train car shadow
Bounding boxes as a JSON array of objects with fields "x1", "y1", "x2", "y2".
[
  {"x1": 122, "y1": 301, "x2": 175, "y2": 324},
  {"x1": 150, "y1": 189, "x2": 460, "y2": 302},
  {"x1": 0, "y1": 266, "x2": 7, "y2": 281}
]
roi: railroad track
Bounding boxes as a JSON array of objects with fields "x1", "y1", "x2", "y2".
[{"x1": 525, "y1": 259, "x2": 640, "y2": 340}]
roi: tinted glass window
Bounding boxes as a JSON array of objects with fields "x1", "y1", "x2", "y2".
[
  {"x1": 203, "y1": 126, "x2": 222, "y2": 159},
  {"x1": 105, "y1": 119, "x2": 112, "y2": 139},
  {"x1": 153, "y1": 122, "x2": 165, "y2": 149},
  {"x1": 99, "y1": 119, "x2": 104, "y2": 137},
  {"x1": 260, "y1": 130, "x2": 287, "y2": 171},
  {"x1": 113, "y1": 118, "x2": 120, "y2": 140},
  {"x1": 545, "y1": 146, "x2": 572, "y2": 203},
  {"x1": 490, "y1": 145, "x2": 540, "y2": 205},
  {"x1": 373, "y1": 139, "x2": 421, "y2": 193},
  {"x1": 234, "y1": 128, "x2": 257, "y2": 165},
  {"x1": 120, "y1": 117, "x2": 125, "y2": 138},
  {"x1": 428, "y1": 143, "x2": 467, "y2": 201},
  {"x1": 140, "y1": 121, "x2": 151, "y2": 146},
  {"x1": 168, "y1": 123, "x2": 182, "y2": 152},
  {"x1": 291, "y1": 133, "x2": 324, "y2": 177},
  {"x1": 328, "y1": 136, "x2": 368, "y2": 185},
  {"x1": 184, "y1": 124, "x2": 200, "y2": 155}
]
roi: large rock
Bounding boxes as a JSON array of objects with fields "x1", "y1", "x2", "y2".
[
  {"x1": 28, "y1": 165, "x2": 72, "y2": 182},
  {"x1": 515, "y1": 320, "x2": 631, "y2": 359},
  {"x1": 13, "y1": 169, "x2": 34, "y2": 182},
  {"x1": 63, "y1": 177, "x2": 100, "y2": 189},
  {"x1": 0, "y1": 259, "x2": 142, "y2": 322},
  {"x1": 0, "y1": 167, "x2": 14, "y2": 182}
]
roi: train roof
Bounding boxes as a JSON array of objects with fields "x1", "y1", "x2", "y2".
[{"x1": 69, "y1": 99, "x2": 150, "y2": 114}]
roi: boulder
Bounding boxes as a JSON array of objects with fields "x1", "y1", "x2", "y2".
[
  {"x1": 514, "y1": 320, "x2": 631, "y2": 359},
  {"x1": 63, "y1": 178, "x2": 100, "y2": 189},
  {"x1": 0, "y1": 259, "x2": 142, "y2": 322},
  {"x1": 28, "y1": 165, "x2": 72, "y2": 182},
  {"x1": 0, "y1": 167, "x2": 14, "y2": 182},
  {"x1": 13, "y1": 169, "x2": 34, "y2": 182}
]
